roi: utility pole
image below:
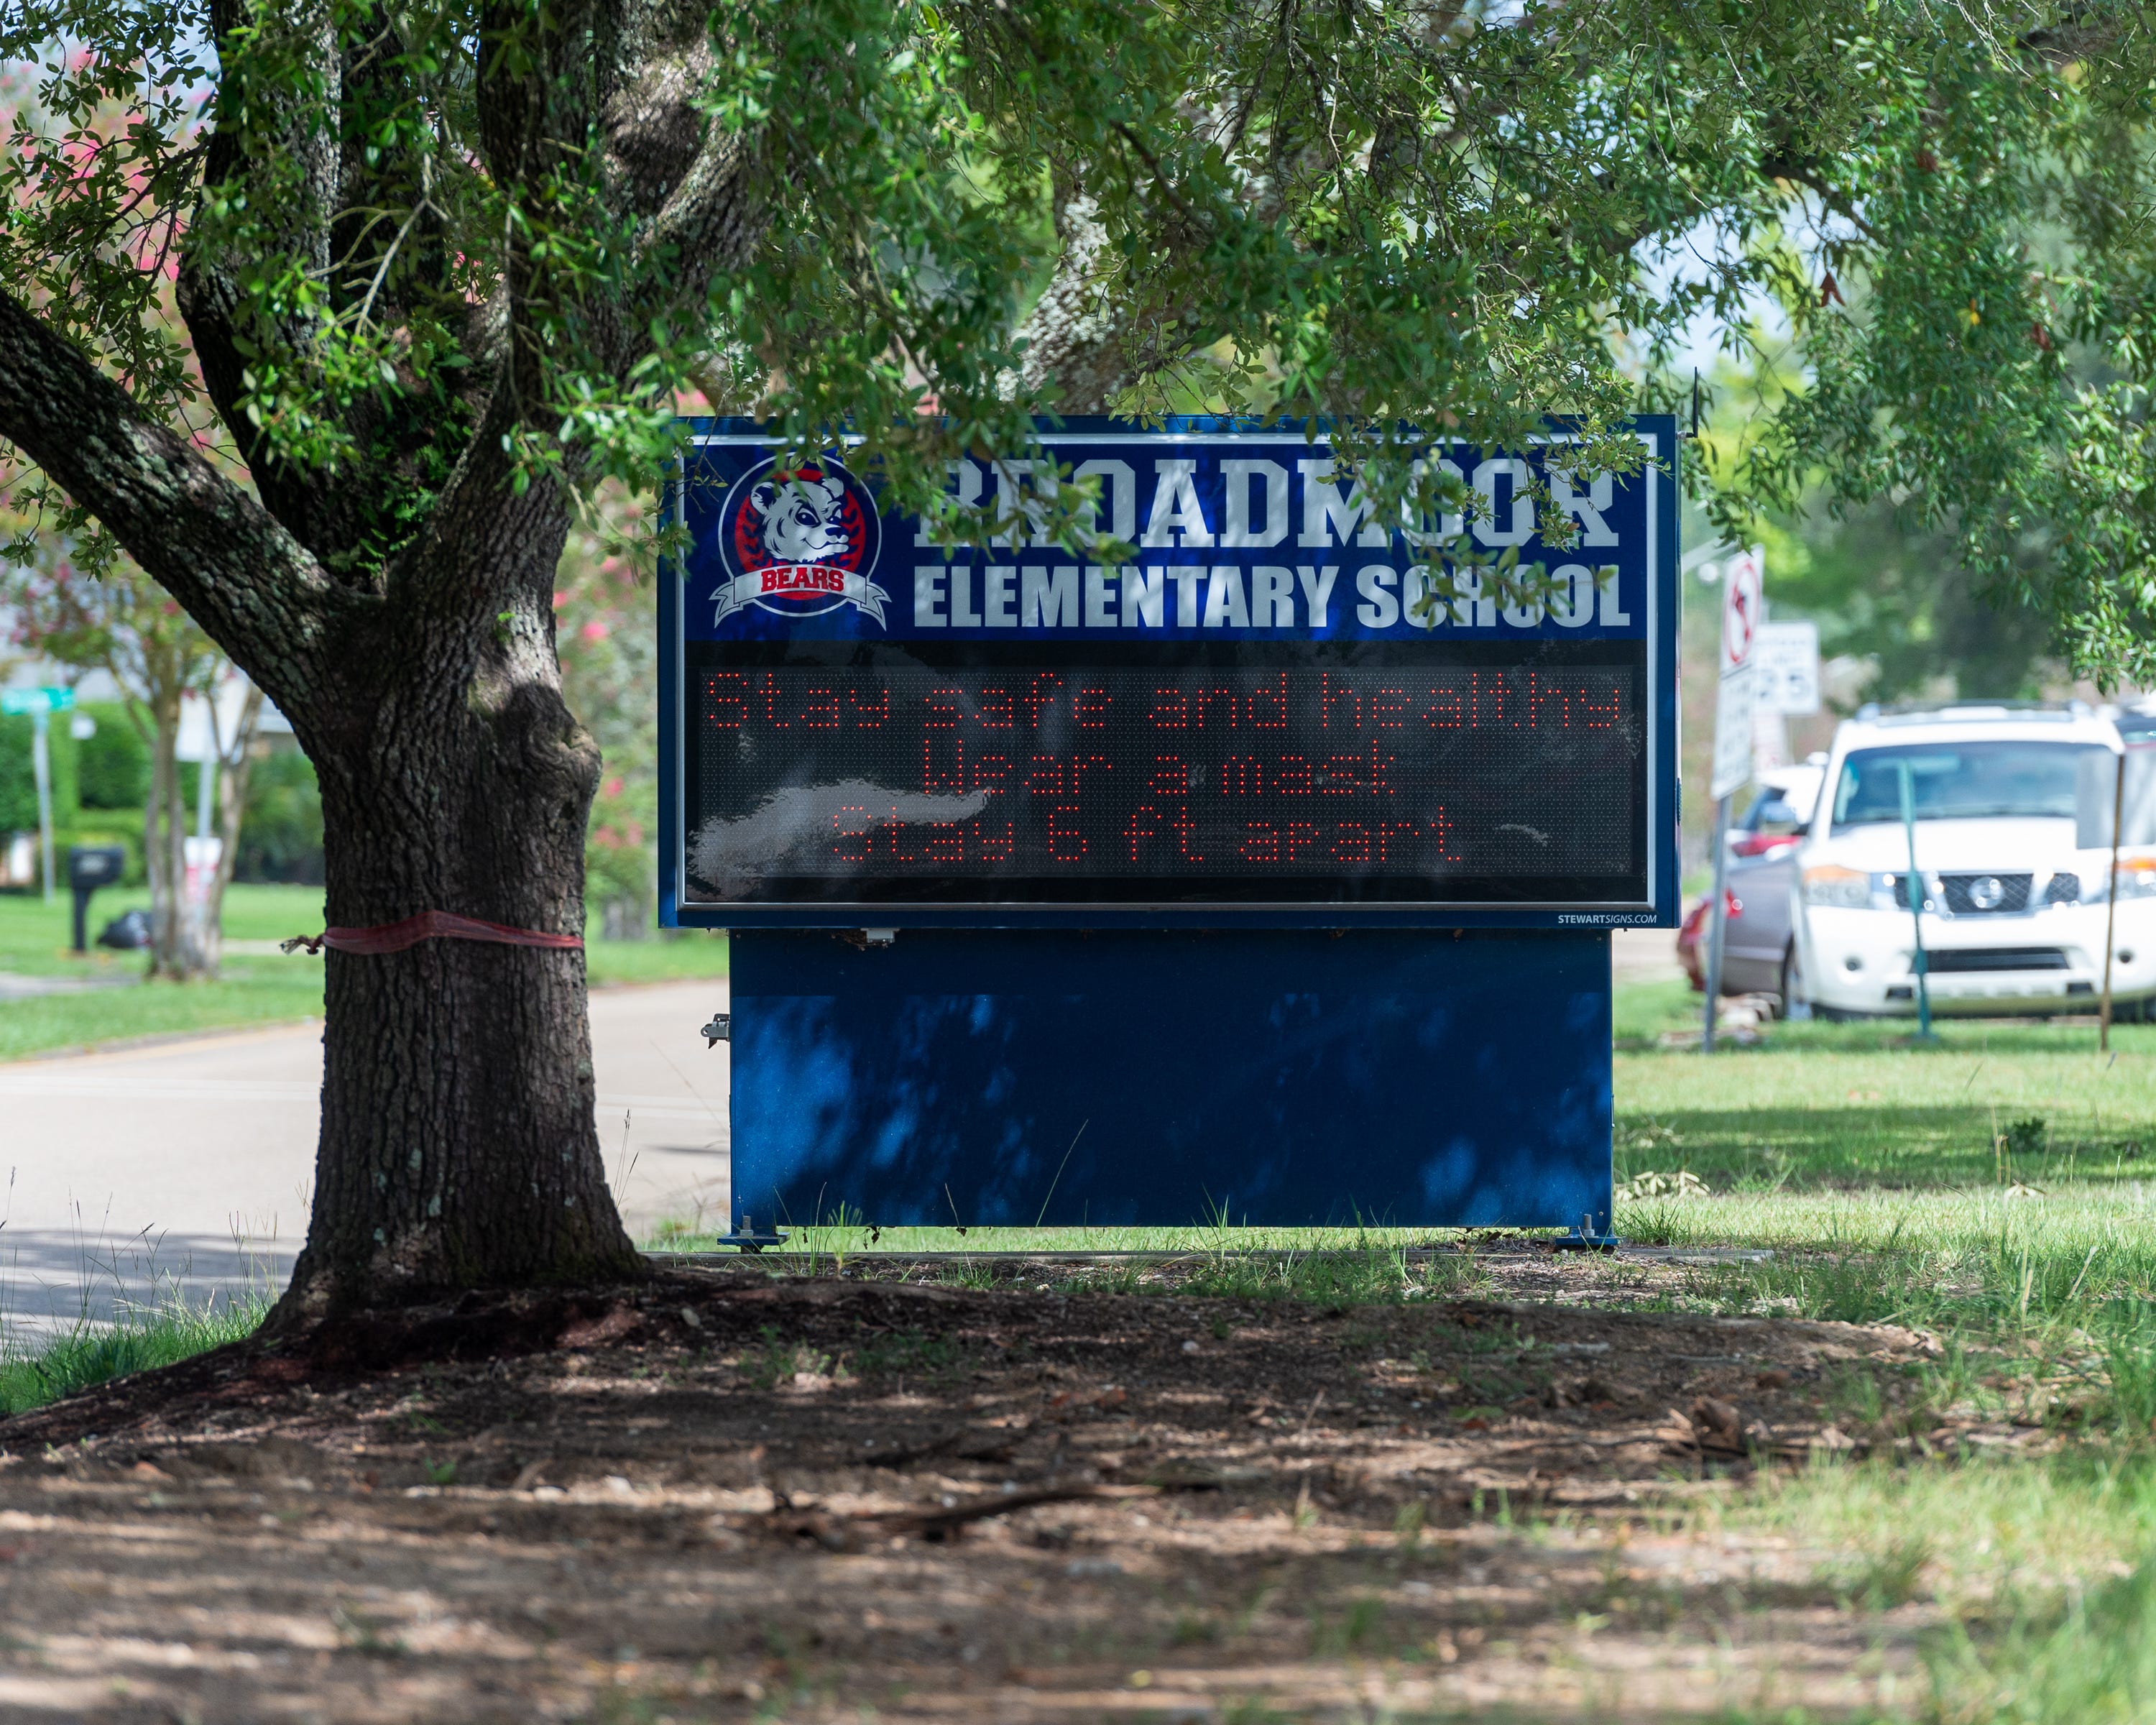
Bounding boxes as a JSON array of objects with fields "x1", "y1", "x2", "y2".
[{"x1": 30, "y1": 703, "x2": 51, "y2": 904}]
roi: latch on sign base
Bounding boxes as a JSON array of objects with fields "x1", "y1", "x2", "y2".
[
  {"x1": 701, "y1": 1011, "x2": 732, "y2": 1047},
  {"x1": 718, "y1": 1213, "x2": 788, "y2": 1254},
  {"x1": 1553, "y1": 1212, "x2": 1620, "y2": 1253}
]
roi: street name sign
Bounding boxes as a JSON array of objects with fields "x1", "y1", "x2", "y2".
[{"x1": 1, "y1": 687, "x2": 73, "y2": 717}]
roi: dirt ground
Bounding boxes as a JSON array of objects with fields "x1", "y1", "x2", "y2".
[{"x1": 0, "y1": 1253, "x2": 1989, "y2": 1723}]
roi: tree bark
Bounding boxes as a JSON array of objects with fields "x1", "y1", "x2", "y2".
[
  {"x1": 272, "y1": 460, "x2": 640, "y2": 1312},
  {"x1": 1011, "y1": 192, "x2": 1133, "y2": 413},
  {"x1": 285, "y1": 697, "x2": 632, "y2": 1309}
]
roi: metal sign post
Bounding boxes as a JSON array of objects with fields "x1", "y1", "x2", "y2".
[
  {"x1": 1895, "y1": 760, "x2": 1936, "y2": 1041},
  {"x1": 3, "y1": 686, "x2": 75, "y2": 904},
  {"x1": 30, "y1": 706, "x2": 51, "y2": 905},
  {"x1": 2104, "y1": 745, "x2": 2127, "y2": 1052},
  {"x1": 662, "y1": 417, "x2": 1680, "y2": 1236},
  {"x1": 1703, "y1": 548, "x2": 1761, "y2": 1052}
]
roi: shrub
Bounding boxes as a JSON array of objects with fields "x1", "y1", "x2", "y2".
[
  {"x1": 0, "y1": 713, "x2": 36, "y2": 832},
  {"x1": 236, "y1": 746, "x2": 324, "y2": 884},
  {"x1": 0, "y1": 711, "x2": 80, "y2": 832},
  {"x1": 75, "y1": 705, "x2": 148, "y2": 810}
]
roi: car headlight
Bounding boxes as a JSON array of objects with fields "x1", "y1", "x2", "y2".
[
  {"x1": 2110, "y1": 859, "x2": 2156, "y2": 900},
  {"x1": 1802, "y1": 864, "x2": 1876, "y2": 909}
]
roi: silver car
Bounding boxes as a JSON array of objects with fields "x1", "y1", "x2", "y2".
[{"x1": 1682, "y1": 762, "x2": 1823, "y2": 1003}]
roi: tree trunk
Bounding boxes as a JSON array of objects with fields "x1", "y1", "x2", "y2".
[
  {"x1": 270, "y1": 512, "x2": 643, "y2": 1317},
  {"x1": 190, "y1": 681, "x2": 266, "y2": 978},
  {"x1": 142, "y1": 681, "x2": 191, "y2": 980}
]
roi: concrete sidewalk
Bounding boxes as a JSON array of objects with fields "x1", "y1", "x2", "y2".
[
  {"x1": 1612, "y1": 926, "x2": 1685, "y2": 986},
  {"x1": 0, "y1": 979, "x2": 730, "y2": 1339}
]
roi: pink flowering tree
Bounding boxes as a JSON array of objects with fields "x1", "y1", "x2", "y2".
[{"x1": 0, "y1": 66, "x2": 259, "y2": 977}]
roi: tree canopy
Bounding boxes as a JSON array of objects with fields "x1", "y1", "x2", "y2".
[
  {"x1": 9, "y1": 0, "x2": 2156, "y2": 1302},
  {"x1": 2, "y1": 0, "x2": 2148, "y2": 600}
]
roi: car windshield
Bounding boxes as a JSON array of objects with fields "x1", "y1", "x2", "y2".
[{"x1": 1831, "y1": 742, "x2": 2114, "y2": 832}]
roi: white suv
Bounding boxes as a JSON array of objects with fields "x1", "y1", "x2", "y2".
[{"x1": 1792, "y1": 704, "x2": 2156, "y2": 1018}]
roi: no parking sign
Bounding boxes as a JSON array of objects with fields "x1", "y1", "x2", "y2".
[{"x1": 1710, "y1": 546, "x2": 1763, "y2": 801}]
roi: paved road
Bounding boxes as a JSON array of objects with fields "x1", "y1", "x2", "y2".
[{"x1": 0, "y1": 980, "x2": 731, "y2": 1338}]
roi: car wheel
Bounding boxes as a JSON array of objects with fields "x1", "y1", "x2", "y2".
[{"x1": 1778, "y1": 943, "x2": 1815, "y2": 1022}]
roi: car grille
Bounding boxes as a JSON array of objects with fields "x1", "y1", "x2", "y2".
[
  {"x1": 1889, "y1": 872, "x2": 2044, "y2": 914},
  {"x1": 2045, "y1": 872, "x2": 2081, "y2": 904},
  {"x1": 1940, "y1": 873, "x2": 2032, "y2": 914},
  {"x1": 1923, "y1": 947, "x2": 2068, "y2": 973}
]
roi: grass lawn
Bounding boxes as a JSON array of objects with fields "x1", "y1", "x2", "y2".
[
  {"x1": 0, "y1": 881, "x2": 727, "y2": 1060},
  {"x1": 0, "y1": 1294, "x2": 270, "y2": 1417},
  {"x1": 1618, "y1": 1011, "x2": 2156, "y2": 1724}
]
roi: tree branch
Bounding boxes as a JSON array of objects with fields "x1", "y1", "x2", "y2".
[
  {"x1": 176, "y1": 0, "x2": 371, "y2": 564},
  {"x1": 1757, "y1": 152, "x2": 1880, "y2": 242},
  {"x1": 0, "y1": 285, "x2": 336, "y2": 714},
  {"x1": 1012, "y1": 188, "x2": 1135, "y2": 412},
  {"x1": 599, "y1": 37, "x2": 764, "y2": 374}
]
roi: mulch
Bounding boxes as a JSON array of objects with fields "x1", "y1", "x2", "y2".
[{"x1": 0, "y1": 1259, "x2": 1991, "y2": 1722}]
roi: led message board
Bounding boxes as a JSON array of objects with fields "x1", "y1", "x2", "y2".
[{"x1": 660, "y1": 419, "x2": 1678, "y2": 927}]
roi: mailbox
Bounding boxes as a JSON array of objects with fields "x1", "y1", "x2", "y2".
[
  {"x1": 68, "y1": 845, "x2": 125, "y2": 891},
  {"x1": 66, "y1": 844, "x2": 128, "y2": 953}
]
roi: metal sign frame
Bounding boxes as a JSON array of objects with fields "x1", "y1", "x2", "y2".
[{"x1": 660, "y1": 416, "x2": 1680, "y2": 932}]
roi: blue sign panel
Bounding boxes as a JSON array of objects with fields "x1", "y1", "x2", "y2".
[
  {"x1": 662, "y1": 417, "x2": 1678, "y2": 930},
  {"x1": 729, "y1": 926, "x2": 1615, "y2": 1233}
]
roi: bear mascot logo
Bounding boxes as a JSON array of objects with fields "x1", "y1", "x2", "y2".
[{"x1": 711, "y1": 456, "x2": 889, "y2": 627}]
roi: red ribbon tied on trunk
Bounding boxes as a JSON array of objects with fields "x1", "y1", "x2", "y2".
[{"x1": 280, "y1": 910, "x2": 584, "y2": 957}]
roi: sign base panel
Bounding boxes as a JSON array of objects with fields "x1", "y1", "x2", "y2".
[{"x1": 729, "y1": 929, "x2": 1613, "y2": 1232}]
